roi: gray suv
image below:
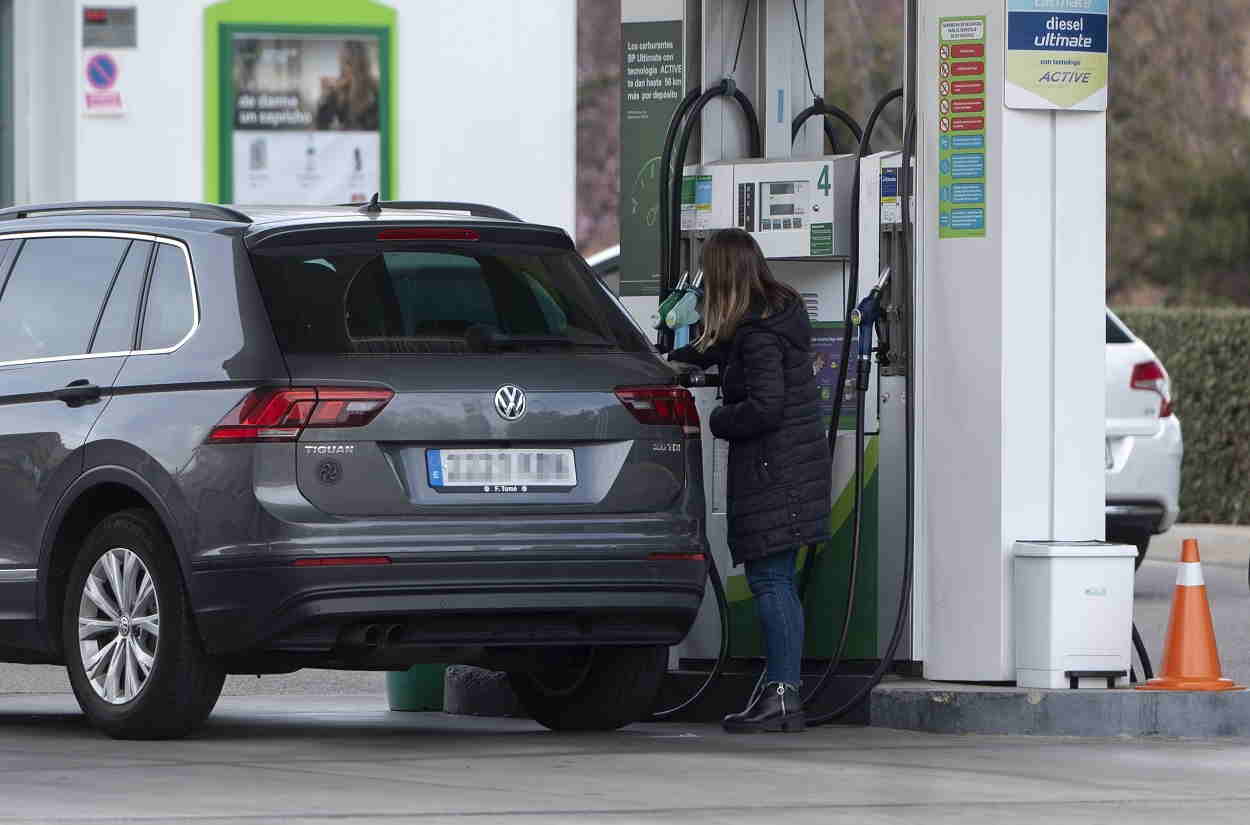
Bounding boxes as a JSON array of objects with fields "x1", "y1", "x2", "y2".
[{"x1": 0, "y1": 201, "x2": 706, "y2": 739}]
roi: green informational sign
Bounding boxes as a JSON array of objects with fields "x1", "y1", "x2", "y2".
[
  {"x1": 937, "y1": 16, "x2": 988, "y2": 239},
  {"x1": 810, "y1": 223, "x2": 834, "y2": 256},
  {"x1": 619, "y1": 19, "x2": 684, "y2": 297},
  {"x1": 204, "y1": 0, "x2": 397, "y2": 204},
  {"x1": 1005, "y1": 0, "x2": 1109, "y2": 111}
]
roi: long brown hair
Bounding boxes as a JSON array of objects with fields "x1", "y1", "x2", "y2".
[{"x1": 695, "y1": 228, "x2": 798, "y2": 351}]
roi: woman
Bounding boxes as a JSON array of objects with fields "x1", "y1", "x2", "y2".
[
  {"x1": 315, "y1": 41, "x2": 380, "y2": 131},
  {"x1": 671, "y1": 228, "x2": 831, "y2": 733}
]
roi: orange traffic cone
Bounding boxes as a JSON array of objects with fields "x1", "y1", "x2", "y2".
[{"x1": 1137, "y1": 539, "x2": 1244, "y2": 691}]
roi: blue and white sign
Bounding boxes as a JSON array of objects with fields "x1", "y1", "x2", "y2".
[{"x1": 1005, "y1": 0, "x2": 1109, "y2": 111}]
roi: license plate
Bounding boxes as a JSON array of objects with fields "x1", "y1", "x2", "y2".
[
  {"x1": 1105, "y1": 440, "x2": 1114, "y2": 470},
  {"x1": 426, "y1": 448, "x2": 577, "y2": 492}
]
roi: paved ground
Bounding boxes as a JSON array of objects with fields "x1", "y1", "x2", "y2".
[
  {"x1": 0, "y1": 660, "x2": 386, "y2": 697},
  {"x1": 1, "y1": 693, "x2": 1249, "y2": 824},
  {"x1": 0, "y1": 524, "x2": 1245, "y2": 824}
]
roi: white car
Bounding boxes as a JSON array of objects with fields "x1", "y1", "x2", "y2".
[
  {"x1": 1105, "y1": 310, "x2": 1183, "y2": 566},
  {"x1": 586, "y1": 249, "x2": 1183, "y2": 566}
]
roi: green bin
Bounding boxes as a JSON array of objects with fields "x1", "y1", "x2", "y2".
[{"x1": 386, "y1": 664, "x2": 446, "y2": 711}]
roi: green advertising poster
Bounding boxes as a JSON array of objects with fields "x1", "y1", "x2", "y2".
[
  {"x1": 1005, "y1": 0, "x2": 1109, "y2": 111},
  {"x1": 937, "y1": 16, "x2": 988, "y2": 240},
  {"x1": 619, "y1": 18, "x2": 684, "y2": 297},
  {"x1": 204, "y1": 0, "x2": 397, "y2": 204}
]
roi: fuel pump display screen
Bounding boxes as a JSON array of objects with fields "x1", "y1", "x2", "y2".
[{"x1": 759, "y1": 181, "x2": 809, "y2": 231}]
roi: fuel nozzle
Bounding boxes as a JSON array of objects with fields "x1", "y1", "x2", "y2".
[{"x1": 850, "y1": 267, "x2": 891, "y2": 392}]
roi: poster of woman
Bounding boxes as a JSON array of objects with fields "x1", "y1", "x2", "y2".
[{"x1": 231, "y1": 34, "x2": 383, "y2": 204}]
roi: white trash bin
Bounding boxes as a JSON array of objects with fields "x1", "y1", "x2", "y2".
[{"x1": 1013, "y1": 541, "x2": 1138, "y2": 689}]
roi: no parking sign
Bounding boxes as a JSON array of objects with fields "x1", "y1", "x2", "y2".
[
  {"x1": 83, "y1": 51, "x2": 126, "y2": 116},
  {"x1": 81, "y1": 6, "x2": 133, "y2": 116}
]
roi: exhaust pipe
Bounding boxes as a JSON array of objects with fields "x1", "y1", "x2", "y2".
[
  {"x1": 336, "y1": 624, "x2": 382, "y2": 648},
  {"x1": 385, "y1": 624, "x2": 405, "y2": 646}
]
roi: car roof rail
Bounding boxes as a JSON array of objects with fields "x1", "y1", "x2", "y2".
[
  {"x1": 337, "y1": 200, "x2": 522, "y2": 222},
  {"x1": 0, "y1": 201, "x2": 253, "y2": 223}
]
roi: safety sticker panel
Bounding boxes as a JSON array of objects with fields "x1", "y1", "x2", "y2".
[{"x1": 938, "y1": 15, "x2": 988, "y2": 239}]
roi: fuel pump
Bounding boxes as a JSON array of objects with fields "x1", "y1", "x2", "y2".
[
  {"x1": 619, "y1": 0, "x2": 1136, "y2": 728},
  {"x1": 621, "y1": 0, "x2": 918, "y2": 724}
]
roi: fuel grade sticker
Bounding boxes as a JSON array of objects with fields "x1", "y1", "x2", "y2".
[{"x1": 1006, "y1": 0, "x2": 1109, "y2": 111}]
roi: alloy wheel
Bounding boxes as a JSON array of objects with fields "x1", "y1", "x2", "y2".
[{"x1": 77, "y1": 547, "x2": 160, "y2": 704}]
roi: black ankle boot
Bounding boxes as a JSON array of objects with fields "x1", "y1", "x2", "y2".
[{"x1": 722, "y1": 682, "x2": 805, "y2": 733}]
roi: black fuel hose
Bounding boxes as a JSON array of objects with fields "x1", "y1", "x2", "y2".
[
  {"x1": 1133, "y1": 620, "x2": 1154, "y2": 681},
  {"x1": 794, "y1": 89, "x2": 903, "y2": 714},
  {"x1": 659, "y1": 88, "x2": 704, "y2": 293},
  {"x1": 664, "y1": 81, "x2": 762, "y2": 304},
  {"x1": 647, "y1": 82, "x2": 762, "y2": 720},
  {"x1": 791, "y1": 98, "x2": 864, "y2": 155},
  {"x1": 799, "y1": 87, "x2": 902, "y2": 606},
  {"x1": 647, "y1": 548, "x2": 733, "y2": 720},
  {"x1": 805, "y1": 105, "x2": 916, "y2": 726}
]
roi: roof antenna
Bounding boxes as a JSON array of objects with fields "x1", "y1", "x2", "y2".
[{"x1": 358, "y1": 193, "x2": 382, "y2": 215}]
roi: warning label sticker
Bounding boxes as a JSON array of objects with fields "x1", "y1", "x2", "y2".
[{"x1": 938, "y1": 16, "x2": 988, "y2": 239}]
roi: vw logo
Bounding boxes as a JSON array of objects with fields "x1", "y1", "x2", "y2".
[
  {"x1": 317, "y1": 459, "x2": 342, "y2": 485},
  {"x1": 494, "y1": 385, "x2": 527, "y2": 421}
]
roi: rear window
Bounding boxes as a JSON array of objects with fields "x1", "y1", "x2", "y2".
[
  {"x1": 250, "y1": 245, "x2": 650, "y2": 355},
  {"x1": 1106, "y1": 312, "x2": 1132, "y2": 344}
]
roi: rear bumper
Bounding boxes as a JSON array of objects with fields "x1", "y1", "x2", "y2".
[
  {"x1": 1105, "y1": 502, "x2": 1167, "y2": 535},
  {"x1": 190, "y1": 546, "x2": 708, "y2": 656},
  {"x1": 1106, "y1": 414, "x2": 1182, "y2": 534}
]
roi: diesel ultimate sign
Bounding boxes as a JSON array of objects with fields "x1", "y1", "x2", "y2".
[{"x1": 1005, "y1": 0, "x2": 1109, "y2": 111}]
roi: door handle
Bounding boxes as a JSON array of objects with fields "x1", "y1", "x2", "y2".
[{"x1": 51, "y1": 380, "x2": 102, "y2": 408}]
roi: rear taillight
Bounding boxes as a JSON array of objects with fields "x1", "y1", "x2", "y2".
[
  {"x1": 1130, "y1": 361, "x2": 1173, "y2": 418},
  {"x1": 615, "y1": 386, "x2": 700, "y2": 436},
  {"x1": 208, "y1": 387, "x2": 394, "y2": 443}
]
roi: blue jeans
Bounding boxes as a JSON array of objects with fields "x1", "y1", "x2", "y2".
[{"x1": 744, "y1": 548, "x2": 804, "y2": 687}]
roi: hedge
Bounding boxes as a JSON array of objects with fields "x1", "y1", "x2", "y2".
[{"x1": 1114, "y1": 308, "x2": 1250, "y2": 525}]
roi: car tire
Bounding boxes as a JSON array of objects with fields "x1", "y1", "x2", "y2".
[
  {"x1": 509, "y1": 645, "x2": 667, "y2": 732},
  {"x1": 62, "y1": 509, "x2": 225, "y2": 740},
  {"x1": 1107, "y1": 525, "x2": 1150, "y2": 570}
]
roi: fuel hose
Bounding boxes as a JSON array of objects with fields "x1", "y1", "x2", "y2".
[
  {"x1": 647, "y1": 81, "x2": 761, "y2": 720},
  {"x1": 795, "y1": 88, "x2": 903, "y2": 717}
]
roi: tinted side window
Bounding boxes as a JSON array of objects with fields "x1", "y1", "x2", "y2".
[
  {"x1": 1106, "y1": 313, "x2": 1132, "y2": 344},
  {"x1": 0, "y1": 237, "x2": 129, "y2": 361},
  {"x1": 91, "y1": 241, "x2": 153, "y2": 354},
  {"x1": 0, "y1": 241, "x2": 13, "y2": 281},
  {"x1": 140, "y1": 244, "x2": 195, "y2": 350}
]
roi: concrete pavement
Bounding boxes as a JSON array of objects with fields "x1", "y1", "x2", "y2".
[
  {"x1": 0, "y1": 523, "x2": 1247, "y2": 823},
  {"x1": 1153, "y1": 524, "x2": 1249, "y2": 568},
  {"x1": 2, "y1": 693, "x2": 1250, "y2": 824}
]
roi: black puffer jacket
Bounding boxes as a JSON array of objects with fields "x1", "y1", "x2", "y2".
[{"x1": 675, "y1": 299, "x2": 831, "y2": 564}]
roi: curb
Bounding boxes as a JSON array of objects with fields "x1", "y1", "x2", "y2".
[{"x1": 872, "y1": 681, "x2": 1250, "y2": 736}]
